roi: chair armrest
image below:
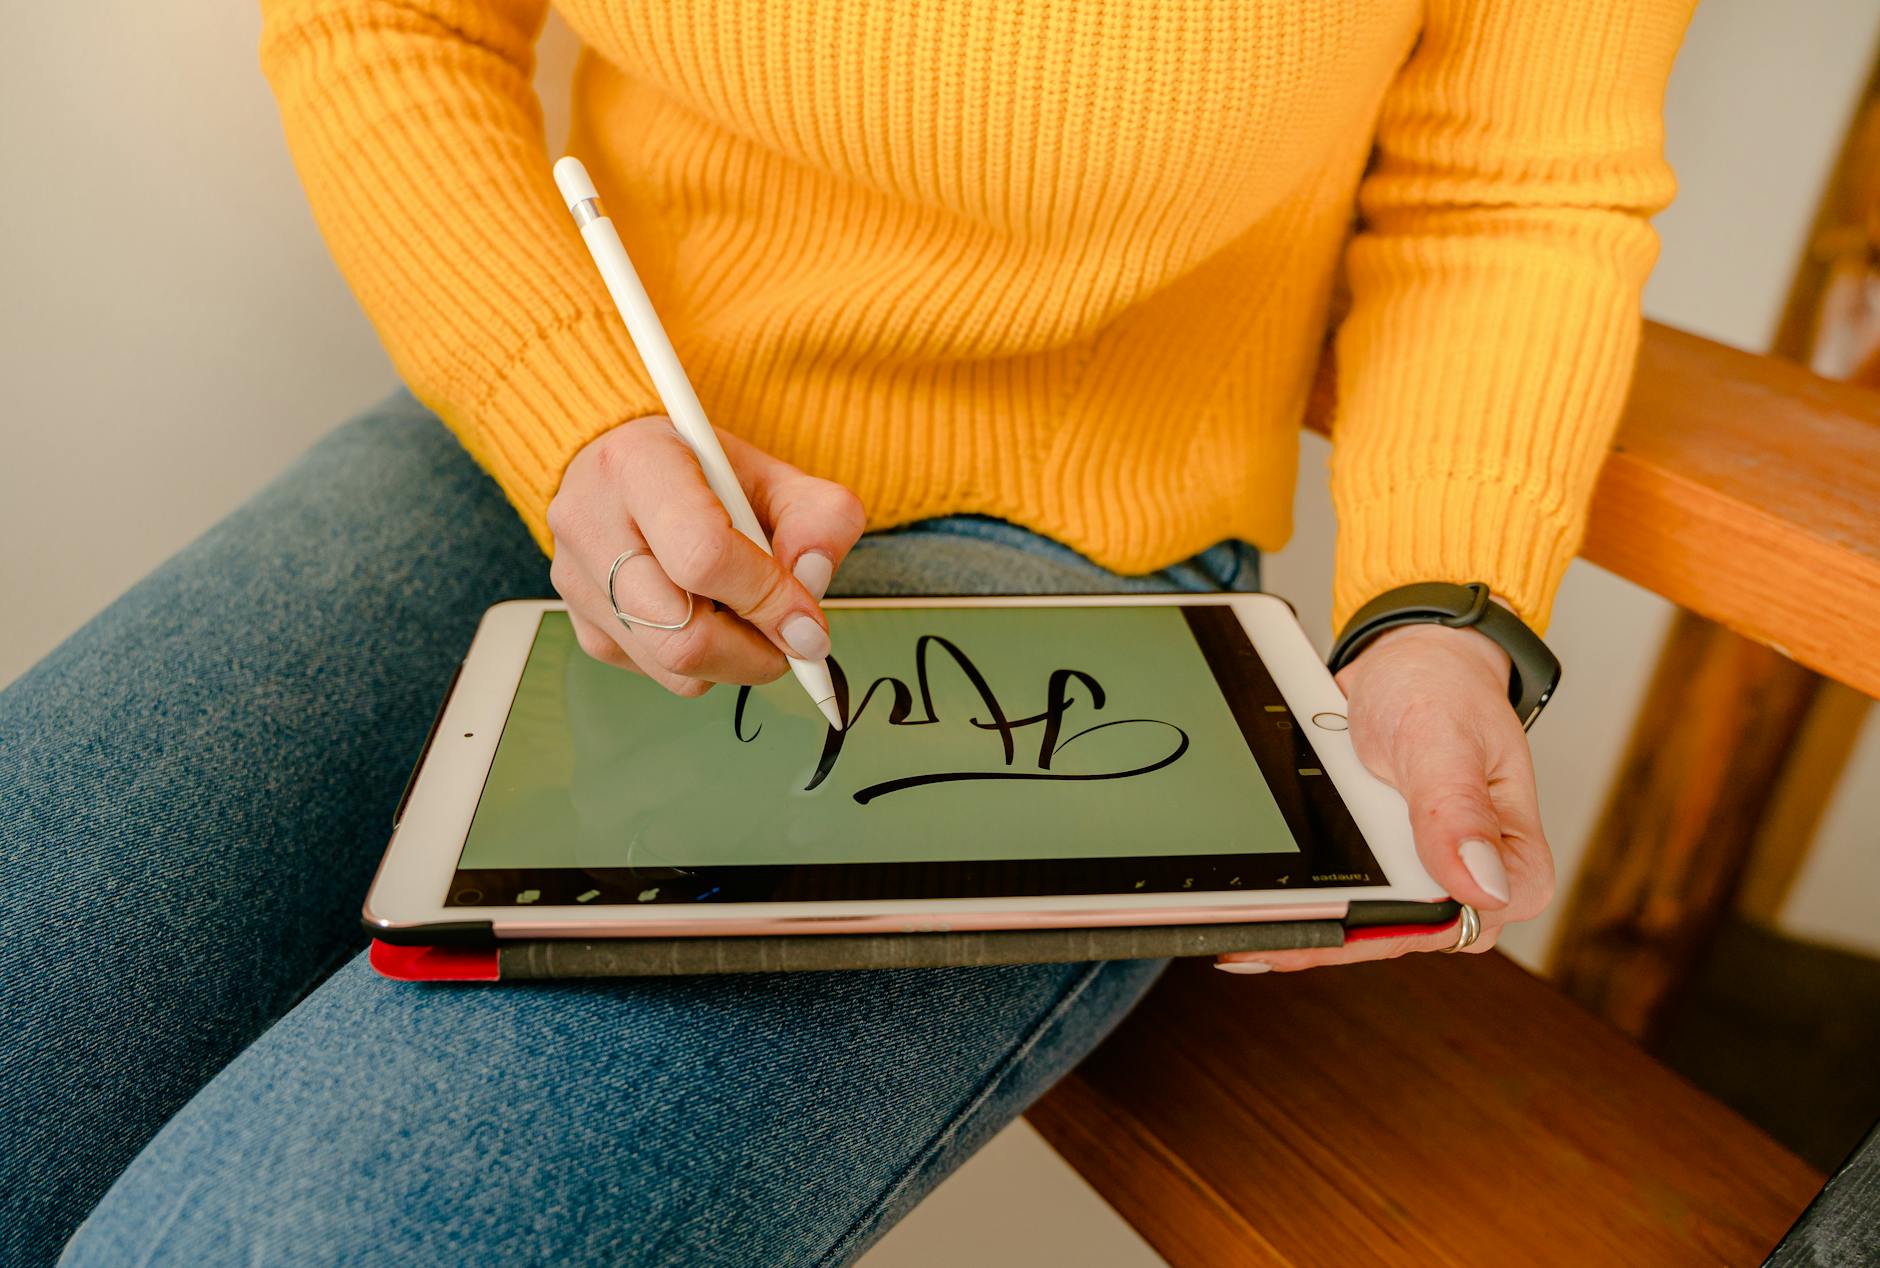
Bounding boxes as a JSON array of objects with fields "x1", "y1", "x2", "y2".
[{"x1": 1308, "y1": 322, "x2": 1880, "y2": 697}]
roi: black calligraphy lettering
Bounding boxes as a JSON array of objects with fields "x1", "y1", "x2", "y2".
[
  {"x1": 733, "y1": 633, "x2": 1190, "y2": 804},
  {"x1": 850, "y1": 722, "x2": 1189, "y2": 804},
  {"x1": 985, "y1": 667, "x2": 1106, "y2": 770},
  {"x1": 732, "y1": 684, "x2": 761, "y2": 742}
]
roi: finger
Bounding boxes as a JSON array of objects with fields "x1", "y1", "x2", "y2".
[
  {"x1": 1388, "y1": 704, "x2": 1515, "y2": 913},
  {"x1": 730, "y1": 435, "x2": 867, "y2": 600},
  {"x1": 621, "y1": 428, "x2": 830, "y2": 661},
  {"x1": 552, "y1": 540, "x2": 686, "y2": 640},
  {"x1": 568, "y1": 602, "x2": 710, "y2": 697},
  {"x1": 596, "y1": 545, "x2": 790, "y2": 683},
  {"x1": 1481, "y1": 739, "x2": 1557, "y2": 925},
  {"x1": 549, "y1": 420, "x2": 818, "y2": 671},
  {"x1": 556, "y1": 547, "x2": 786, "y2": 689},
  {"x1": 554, "y1": 554, "x2": 698, "y2": 694},
  {"x1": 1215, "y1": 916, "x2": 1504, "y2": 974},
  {"x1": 568, "y1": 610, "x2": 648, "y2": 673},
  {"x1": 1215, "y1": 927, "x2": 1465, "y2": 974}
]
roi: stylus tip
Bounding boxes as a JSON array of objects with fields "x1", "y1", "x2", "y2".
[{"x1": 815, "y1": 696, "x2": 844, "y2": 730}]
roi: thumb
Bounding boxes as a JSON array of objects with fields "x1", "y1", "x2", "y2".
[
  {"x1": 1392, "y1": 711, "x2": 1512, "y2": 912},
  {"x1": 719, "y1": 428, "x2": 869, "y2": 602},
  {"x1": 761, "y1": 473, "x2": 868, "y2": 603}
]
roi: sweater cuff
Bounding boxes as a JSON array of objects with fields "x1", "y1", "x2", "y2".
[
  {"x1": 445, "y1": 312, "x2": 664, "y2": 555},
  {"x1": 1331, "y1": 474, "x2": 1580, "y2": 636}
]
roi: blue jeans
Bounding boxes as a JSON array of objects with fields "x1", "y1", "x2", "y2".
[{"x1": 1, "y1": 392, "x2": 1258, "y2": 1267}]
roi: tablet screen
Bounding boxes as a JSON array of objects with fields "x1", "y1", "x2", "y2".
[{"x1": 447, "y1": 604, "x2": 1383, "y2": 906}]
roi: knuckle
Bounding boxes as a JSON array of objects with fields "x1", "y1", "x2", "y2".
[
  {"x1": 589, "y1": 430, "x2": 633, "y2": 482},
  {"x1": 546, "y1": 495, "x2": 595, "y2": 547},
  {"x1": 656, "y1": 624, "x2": 717, "y2": 677},
  {"x1": 662, "y1": 529, "x2": 738, "y2": 594},
  {"x1": 668, "y1": 676, "x2": 713, "y2": 699},
  {"x1": 821, "y1": 483, "x2": 867, "y2": 538},
  {"x1": 746, "y1": 566, "x2": 796, "y2": 619},
  {"x1": 1519, "y1": 870, "x2": 1556, "y2": 921},
  {"x1": 573, "y1": 622, "x2": 622, "y2": 664},
  {"x1": 1419, "y1": 784, "x2": 1494, "y2": 823}
]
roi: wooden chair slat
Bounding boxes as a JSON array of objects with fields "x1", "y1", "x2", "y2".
[
  {"x1": 1305, "y1": 322, "x2": 1880, "y2": 697},
  {"x1": 1030, "y1": 955, "x2": 1822, "y2": 1267}
]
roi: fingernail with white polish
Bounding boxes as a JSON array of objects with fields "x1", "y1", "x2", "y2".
[
  {"x1": 1459, "y1": 838, "x2": 1510, "y2": 904},
  {"x1": 793, "y1": 551, "x2": 834, "y2": 600},
  {"x1": 1215, "y1": 961, "x2": 1272, "y2": 975},
  {"x1": 780, "y1": 614, "x2": 830, "y2": 659}
]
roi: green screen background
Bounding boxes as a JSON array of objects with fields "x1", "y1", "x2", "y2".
[{"x1": 459, "y1": 607, "x2": 1298, "y2": 870}]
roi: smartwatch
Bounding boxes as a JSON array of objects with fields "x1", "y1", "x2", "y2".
[{"x1": 1327, "y1": 581, "x2": 1561, "y2": 729}]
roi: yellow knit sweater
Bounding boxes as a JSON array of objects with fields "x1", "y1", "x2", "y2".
[{"x1": 261, "y1": 0, "x2": 1692, "y2": 630}]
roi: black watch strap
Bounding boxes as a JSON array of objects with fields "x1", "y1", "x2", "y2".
[{"x1": 1327, "y1": 582, "x2": 1561, "y2": 729}]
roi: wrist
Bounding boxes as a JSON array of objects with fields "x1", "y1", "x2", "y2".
[
  {"x1": 1338, "y1": 624, "x2": 1513, "y2": 720},
  {"x1": 1329, "y1": 581, "x2": 1560, "y2": 728},
  {"x1": 1354, "y1": 618, "x2": 1512, "y2": 680}
]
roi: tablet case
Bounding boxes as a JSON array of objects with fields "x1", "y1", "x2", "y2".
[{"x1": 368, "y1": 901, "x2": 1462, "y2": 981}]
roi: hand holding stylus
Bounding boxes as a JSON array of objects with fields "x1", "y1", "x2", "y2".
[
  {"x1": 547, "y1": 158, "x2": 863, "y2": 719},
  {"x1": 549, "y1": 419, "x2": 865, "y2": 706}
]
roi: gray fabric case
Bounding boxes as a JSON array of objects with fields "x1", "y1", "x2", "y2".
[{"x1": 494, "y1": 920, "x2": 1344, "y2": 977}]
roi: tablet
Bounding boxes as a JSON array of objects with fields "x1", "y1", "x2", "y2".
[{"x1": 365, "y1": 595, "x2": 1449, "y2": 943}]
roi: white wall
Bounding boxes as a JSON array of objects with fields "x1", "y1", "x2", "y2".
[
  {"x1": 2, "y1": 3, "x2": 1875, "y2": 967},
  {"x1": 0, "y1": 4, "x2": 394, "y2": 682},
  {"x1": 1644, "y1": 0, "x2": 1880, "y2": 351}
]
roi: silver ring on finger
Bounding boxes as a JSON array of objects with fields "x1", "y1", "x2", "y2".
[
  {"x1": 606, "y1": 549, "x2": 695, "y2": 632},
  {"x1": 1442, "y1": 903, "x2": 1482, "y2": 954}
]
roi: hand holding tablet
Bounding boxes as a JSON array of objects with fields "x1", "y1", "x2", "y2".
[{"x1": 1217, "y1": 614, "x2": 1552, "y2": 974}]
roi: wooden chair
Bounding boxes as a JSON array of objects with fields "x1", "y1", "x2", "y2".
[{"x1": 1026, "y1": 321, "x2": 1880, "y2": 1266}]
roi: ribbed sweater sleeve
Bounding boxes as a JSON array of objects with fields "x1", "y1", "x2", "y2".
[
  {"x1": 1329, "y1": 0, "x2": 1694, "y2": 632},
  {"x1": 259, "y1": 0, "x2": 661, "y2": 553}
]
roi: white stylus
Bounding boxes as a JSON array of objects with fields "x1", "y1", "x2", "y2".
[{"x1": 552, "y1": 156, "x2": 843, "y2": 730}]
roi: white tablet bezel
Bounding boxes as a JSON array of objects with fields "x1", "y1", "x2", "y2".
[{"x1": 363, "y1": 595, "x2": 1444, "y2": 938}]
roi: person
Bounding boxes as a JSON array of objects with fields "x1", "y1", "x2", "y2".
[{"x1": 0, "y1": 1, "x2": 1694, "y2": 1262}]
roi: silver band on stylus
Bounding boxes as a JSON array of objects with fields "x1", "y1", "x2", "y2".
[{"x1": 570, "y1": 197, "x2": 605, "y2": 227}]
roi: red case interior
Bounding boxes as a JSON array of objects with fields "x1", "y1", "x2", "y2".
[{"x1": 369, "y1": 939, "x2": 500, "y2": 982}]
